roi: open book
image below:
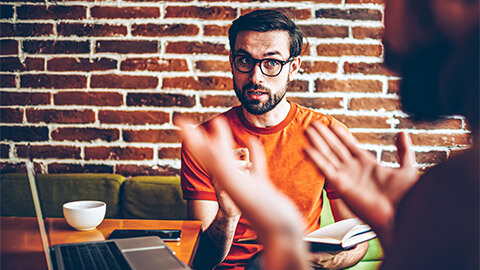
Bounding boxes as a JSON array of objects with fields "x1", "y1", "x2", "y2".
[{"x1": 304, "y1": 218, "x2": 377, "y2": 250}]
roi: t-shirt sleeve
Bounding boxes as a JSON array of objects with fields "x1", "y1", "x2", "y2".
[{"x1": 180, "y1": 143, "x2": 218, "y2": 201}]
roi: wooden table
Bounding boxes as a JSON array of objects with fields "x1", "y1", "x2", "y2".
[{"x1": 1, "y1": 217, "x2": 202, "y2": 270}]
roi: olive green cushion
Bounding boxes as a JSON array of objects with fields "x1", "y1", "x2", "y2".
[
  {"x1": 320, "y1": 191, "x2": 384, "y2": 269},
  {"x1": 122, "y1": 176, "x2": 187, "y2": 220},
  {"x1": 346, "y1": 261, "x2": 382, "y2": 270},
  {"x1": 0, "y1": 173, "x2": 125, "y2": 218}
]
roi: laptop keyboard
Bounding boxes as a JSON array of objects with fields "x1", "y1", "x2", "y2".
[{"x1": 60, "y1": 242, "x2": 132, "y2": 270}]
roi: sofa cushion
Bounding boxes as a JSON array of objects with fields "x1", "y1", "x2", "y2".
[
  {"x1": 0, "y1": 173, "x2": 125, "y2": 218},
  {"x1": 122, "y1": 176, "x2": 187, "y2": 220}
]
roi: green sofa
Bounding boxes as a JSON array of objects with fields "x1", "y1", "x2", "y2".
[{"x1": 0, "y1": 173, "x2": 382, "y2": 269}]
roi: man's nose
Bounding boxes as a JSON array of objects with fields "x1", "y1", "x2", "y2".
[{"x1": 249, "y1": 63, "x2": 265, "y2": 84}]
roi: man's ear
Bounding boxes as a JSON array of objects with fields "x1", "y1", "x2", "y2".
[{"x1": 288, "y1": 56, "x2": 301, "y2": 81}]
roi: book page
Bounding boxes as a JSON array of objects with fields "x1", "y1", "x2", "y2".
[{"x1": 304, "y1": 218, "x2": 363, "y2": 243}]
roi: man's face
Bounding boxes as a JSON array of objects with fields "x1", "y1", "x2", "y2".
[{"x1": 230, "y1": 30, "x2": 300, "y2": 115}]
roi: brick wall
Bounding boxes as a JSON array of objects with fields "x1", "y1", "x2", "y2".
[{"x1": 0, "y1": 0, "x2": 471, "y2": 177}]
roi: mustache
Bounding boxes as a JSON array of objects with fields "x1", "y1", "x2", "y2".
[{"x1": 242, "y1": 82, "x2": 270, "y2": 92}]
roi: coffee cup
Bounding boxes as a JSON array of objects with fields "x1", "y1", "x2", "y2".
[{"x1": 63, "y1": 200, "x2": 106, "y2": 231}]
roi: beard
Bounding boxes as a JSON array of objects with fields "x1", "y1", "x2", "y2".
[{"x1": 233, "y1": 80, "x2": 288, "y2": 115}]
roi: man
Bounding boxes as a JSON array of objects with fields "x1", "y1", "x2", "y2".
[
  {"x1": 181, "y1": 10, "x2": 367, "y2": 269},
  {"x1": 304, "y1": 0, "x2": 479, "y2": 269}
]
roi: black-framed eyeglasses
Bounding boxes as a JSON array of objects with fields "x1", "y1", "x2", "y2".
[{"x1": 232, "y1": 54, "x2": 294, "y2": 77}]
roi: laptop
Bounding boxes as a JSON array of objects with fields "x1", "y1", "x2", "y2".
[{"x1": 25, "y1": 159, "x2": 191, "y2": 270}]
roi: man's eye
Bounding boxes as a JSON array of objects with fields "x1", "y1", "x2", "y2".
[
  {"x1": 264, "y1": 60, "x2": 280, "y2": 68},
  {"x1": 238, "y1": 56, "x2": 251, "y2": 65}
]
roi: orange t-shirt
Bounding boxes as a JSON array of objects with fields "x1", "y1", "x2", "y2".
[{"x1": 181, "y1": 101, "x2": 345, "y2": 269}]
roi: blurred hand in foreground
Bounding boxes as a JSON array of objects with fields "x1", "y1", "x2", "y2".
[
  {"x1": 304, "y1": 122, "x2": 419, "y2": 248},
  {"x1": 177, "y1": 117, "x2": 309, "y2": 270}
]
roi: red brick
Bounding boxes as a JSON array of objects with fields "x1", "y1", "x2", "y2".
[
  {"x1": 204, "y1": 25, "x2": 228, "y2": 36},
  {"x1": 115, "y1": 164, "x2": 179, "y2": 177},
  {"x1": 1, "y1": 108, "x2": 23, "y2": 123},
  {"x1": 121, "y1": 58, "x2": 188, "y2": 72},
  {"x1": 317, "y1": 44, "x2": 382, "y2": 57},
  {"x1": 346, "y1": 0, "x2": 384, "y2": 3},
  {"x1": 127, "y1": 93, "x2": 195, "y2": 107},
  {"x1": 315, "y1": 79, "x2": 382, "y2": 93},
  {"x1": 48, "y1": 57, "x2": 116, "y2": 72},
  {"x1": 350, "y1": 97, "x2": 401, "y2": 111},
  {"x1": 302, "y1": 43, "x2": 311, "y2": 56},
  {"x1": 396, "y1": 117, "x2": 464, "y2": 130},
  {"x1": 0, "y1": 75, "x2": 16, "y2": 88},
  {"x1": 0, "y1": 40, "x2": 18, "y2": 55},
  {"x1": 353, "y1": 132, "x2": 397, "y2": 145},
  {"x1": 23, "y1": 40, "x2": 89, "y2": 54},
  {"x1": 17, "y1": 145, "x2": 81, "y2": 159},
  {"x1": 449, "y1": 147, "x2": 471, "y2": 158},
  {"x1": 267, "y1": 0, "x2": 341, "y2": 3},
  {"x1": 52, "y1": 127, "x2": 120, "y2": 142},
  {"x1": 85, "y1": 147, "x2": 153, "y2": 160},
  {"x1": 123, "y1": 129, "x2": 181, "y2": 143},
  {"x1": 287, "y1": 97, "x2": 343, "y2": 109},
  {"x1": 0, "y1": 57, "x2": 44, "y2": 71},
  {"x1": 200, "y1": 95, "x2": 240, "y2": 108},
  {"x1": 1, "y1": 5, "x2": 13, "y2": 19},
  {"x1": 91, "y1": 6, "x2": 160, "y2": 19},
  {"x1": 54, "y1": 91, "x2": 123, "y2": 106},
  {"x1": 17, "y1": 5, "x2": 86, "y2": 19},
  {"x1": 58, "y1": 23, "x2": 127, "y2": 37},
  {"x1": 0, "y1": 162, "x2": 43, "y2": 174},
  {"x1": 166, "y1": 42, "x2": 228, "y2": 55},
  {"x1": 21, "y1": 74, "x2": 87, "y2": 89},
  {"x1": 411, "y1": 133, "x2": 471, "y2": 147},
  {"x1": 353, "y1": 27, "x2": 384, "y2": 40},
  {"x1": 344, "y1": 62, "x2": 397, "y2": 76},
  {"x1": 48, "y1": 163, "x2": 113, "y2": 174},
  {"x1": 132, "y1": 24, "x2": 199, "y2": 36},
  {"x1": 99, "y1": 110, "x2": 169, "y2": 125},
  {"x1": 1, "y1": 23, "x2": 53, "y2": 37},
  {"x1": 91, "y1": 75, "x2": 158, "y2": 89},
  {"x1": 172, "y1": 112, "x2": 220, "y2": 125},
  {"x1": 158, "y1": 147, "x2": 181, "y2": 159},
  {"x1": 387, "y1": 79, "x2": 400, "y2": 94},
  {"x1": 241, "y1": 8, "x2": 312, "y2": 20},
  {"x1": 163, "y1": 76, "x2": 232, "y2": 91},
  {"x1": 300, "y1": 61, "x2": 337, "y2": 74},
  {"x1": 26, "y1": 109, "x2": 95, "y2": 124},
  {"x1": 315, "y1": 9, "x2": 382, "y2": 21},
  {"x1": 0, "y1": 144, "x2": 9, "y2": 158},
  {"x1": 300, "y1": 25, "x2": 349, "y2": 38},
  {"x1": 0, "y1": 126, "x2": 48, "y2": 142},
  {"x1": 195, "y1": 60, "x2": 230, "y2": 72},
  {"x1": 288, "y1": 80, "x2": 309, "y2": 92},
  {"x1": 332, "y1": 115, "x2": 390, "y2": 128},
  {"x1": 124, "y1": 0, "x2": 190, "y2": 2},
  {"x1": 96, "y1": 40, "x2": 158, "y2": 54},
  {"x1": 0, "y1": 91, "x2": 50, "y2": 105},
  {"x1": 165, "y1": 6, "x2": 236, "y2": 20},
  {"x1": 381, "y1": 150, "x2": 447, "y2": 164}
]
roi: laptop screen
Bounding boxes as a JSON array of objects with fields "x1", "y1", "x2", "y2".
[{"x1": 26, "y1": 159, "x2": 55, "y2": 270}]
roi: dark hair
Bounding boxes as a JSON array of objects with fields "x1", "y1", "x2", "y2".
[{"x1": 228, "y1": 10, "x2": 304, "y2": 57}]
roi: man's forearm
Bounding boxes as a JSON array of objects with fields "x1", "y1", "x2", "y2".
[
  {"x1": 310, "y1": 242, "x2": 369, "y2": 270},
  {"x1": 192, "y1": 210, "x2": 240, "y2": 270}
]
